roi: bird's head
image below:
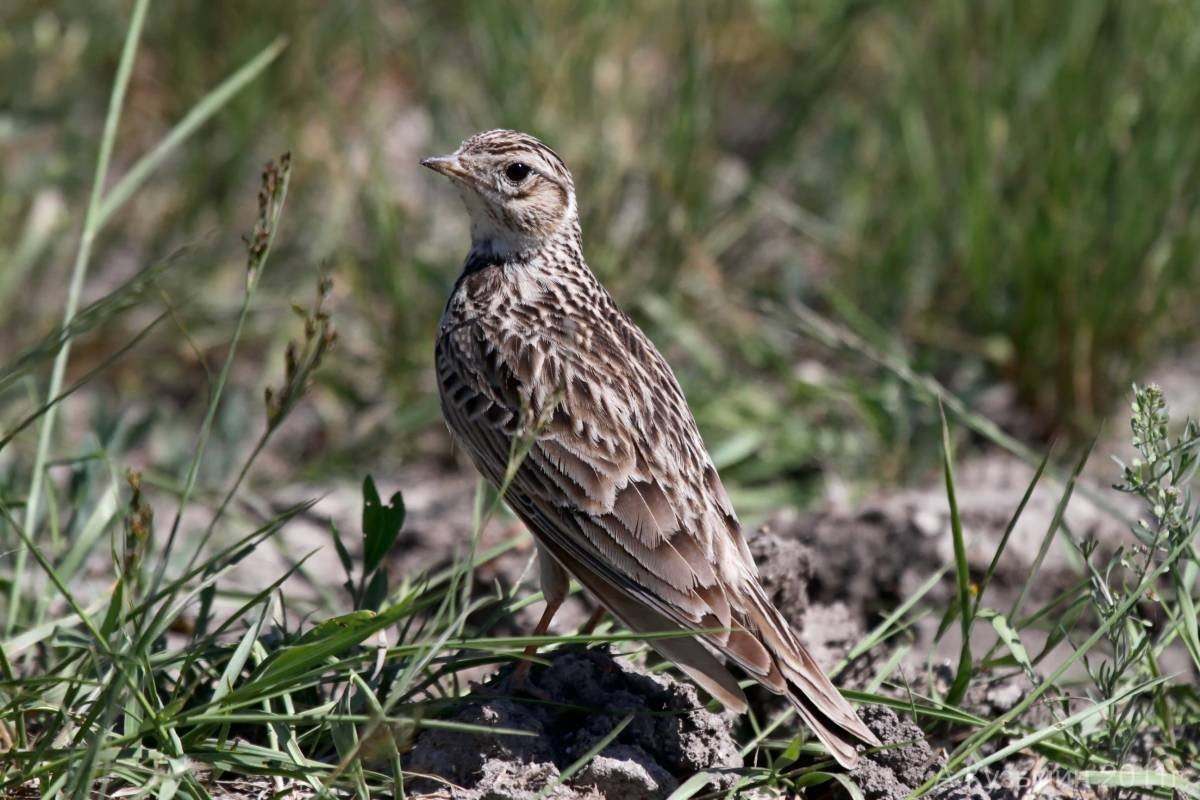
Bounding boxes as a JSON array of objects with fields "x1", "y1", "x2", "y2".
[{"x1": 421, "y1": 129, "x2": 578, "y2": 258}]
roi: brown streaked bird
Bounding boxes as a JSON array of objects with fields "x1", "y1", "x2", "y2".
[{"x1": 423, "y1": 129, "x2": 880, "y2": 768}]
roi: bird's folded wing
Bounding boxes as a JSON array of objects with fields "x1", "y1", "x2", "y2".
[
  {"x1": 435, "y1": 320, "x2": 749, "y2": 640},
  {"x1": 435, "y1": 320, "x2": 879, "y2": 755}
]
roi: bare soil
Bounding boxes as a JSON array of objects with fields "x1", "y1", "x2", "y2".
[{"x1": 406, "y1": 647, "x2": 742, "y2": 798}]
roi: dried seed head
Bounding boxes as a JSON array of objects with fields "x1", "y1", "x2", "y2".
[{"x1": 285, "y1": 341, "x2": 299, "y2": 381}]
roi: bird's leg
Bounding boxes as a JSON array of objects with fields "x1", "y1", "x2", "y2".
[
  {"x1": 510, "y1": 596, "x2": 563, "y2": 689},
  {"x1": 510, "y1": 543, "x2": 569, "y2": 692},
  {"x1": 578, "y1": 606, "x2": 607, "y2": 636}
]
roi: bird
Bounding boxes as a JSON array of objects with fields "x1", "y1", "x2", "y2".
[{"x1": 422, "y1": 129, "x2": 880, "y2": 768}]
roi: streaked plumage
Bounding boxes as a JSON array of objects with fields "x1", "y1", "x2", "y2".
[{"x1": 423, "y1": 129, "x2": 880, "y2": 768}]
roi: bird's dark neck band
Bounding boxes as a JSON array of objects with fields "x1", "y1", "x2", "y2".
[
  {"x1": 457, "y1": 222, "x2": 587, "y2": 290},
  {"x1": 461, "y1": 248, "x2": 505, "y2": 277}
]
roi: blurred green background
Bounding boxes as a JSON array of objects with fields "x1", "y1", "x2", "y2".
[{"x1": 4, "y1": 0, "x2": 1200, "y2": 509}]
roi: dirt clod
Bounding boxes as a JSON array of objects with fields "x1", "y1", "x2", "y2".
[
  {"x1": 853, "y1": 706, "x2": 988, "y2": 800},
  {"x1": 749, "y1": 529, "x2": 813, "y2": 622},
  {"x1": 406, "y1": 647, "x2": 742, "y2": 798}
]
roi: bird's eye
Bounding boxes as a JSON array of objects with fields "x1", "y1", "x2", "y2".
[{"x1": 504, "y1": 162, "x2": 532, "y2": 183}]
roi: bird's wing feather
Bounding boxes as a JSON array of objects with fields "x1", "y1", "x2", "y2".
[
  {"x1": 436, "y1": 317, "x2": 743, "y2": 631},
  {"x1": 435, "y1": 309, "x2": 879, "y2": 765}
]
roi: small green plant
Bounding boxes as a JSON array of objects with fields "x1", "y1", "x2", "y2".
[
  {"x1": 1081, "y1": 384, "x2": 1200, "y2": 766},
  {"x1": 331, "y1": 476, "x2": 405, "y2": 612},
  {"x1": 896, "y1": 383, "x2": 1200, "y2": 797}
]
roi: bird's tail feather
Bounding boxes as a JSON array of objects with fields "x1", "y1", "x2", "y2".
[
  {"x1": 744, "y1": 586, "x2": 881, "y2": 768},
  {"x1": 533, "y1": 531, "x2": 876, "y2": 768}
]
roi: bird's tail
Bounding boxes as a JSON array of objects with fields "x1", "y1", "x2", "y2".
[
  {"x1": 535, "y1": 530, "x2": 878, "y2": 768},
  {"x1": 743, "y1": 585, "x2": 881, "y2": 768}
]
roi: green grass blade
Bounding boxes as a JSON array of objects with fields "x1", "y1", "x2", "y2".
[
  {"x1": 972, "y1": 446, "x2": 1051, "y2": 617},
  {"x1": 785, "y1": 301, "x2": 1132, "y2": 525},
  {"x1": 837, "y1": 563, "x2": 949, "y2": 673},
  {"x1": 932, "y1": 676, "x2": 1172, "y2": 790},
  {"x1": 665, "y1": 771, "x2": 724, "y2": 800},
  {"x1": 1007, "y1": 440, "x2": 1093, "y2": 623},
  {"x1": 925, "y1": 516, "x2": 1200, "y2": 792},
  {"x1": 211, "y1": 599, "x2": 272, "y2": 706},
  {"x1": 233, "y1": 603, "x2": 413, "y2": 702},
  {"x1": 0, "y1": 252, "x2": 181, "y2": 395},
  {"x1": 1171, "y1": 564, "x2": 1200, "y2": 674},
  {"x1": 95, "y1": 37, "x2": 289, "y2": 228},
  {"x1": 1080, "y1": 769, "x2": 1200, "y2": 798},
  {"x1": 6, "y1": 0, "x2": 151, "y2": 637},
  {"x1": 536, "y1": 713, "x2": 633, "y2": 799},
  {"x1": 1, "y1": 601, "x2": 106, "y2": 658},
  {"x1": 939, "y1": 404, "x2": 973, "y2": 706},
  {"x1": 0, "y1": 313, "x2": 167, "y2": 454},
  {"x1": 350, "y1": 672, "x2": 403, "y2": 796},
  {"x1": 977, "y1": 609, "x2": 1034, "y2": 680},
  {"x1": 142, "y1": 154, "x2": 291, "y2": 612}
]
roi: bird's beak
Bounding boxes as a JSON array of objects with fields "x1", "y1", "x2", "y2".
[{"x1": 420, "y1": 154, "x2": 467, "y2": 181}]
